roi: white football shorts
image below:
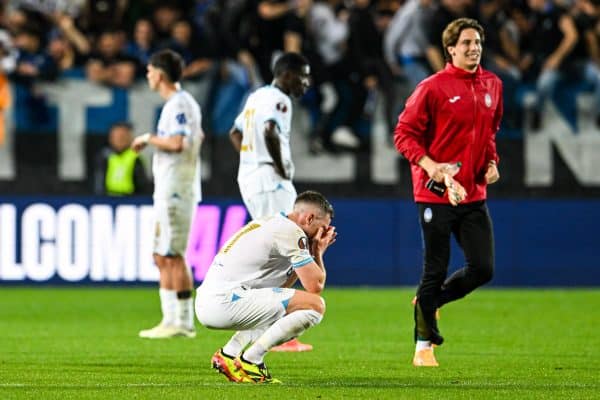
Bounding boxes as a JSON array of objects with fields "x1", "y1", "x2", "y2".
[
  {"x1": 238, "y1": 164, "x2": 297, "y2": 219},
  {"x1": 242, "y1": 185, "x2": 296, "y2": 220},
  {"x1": 195, "y1": 286, "x2": 295, "y2": 330},
  {"x1": 153, "y1": 195, "x2": 195, "y2": 256}
]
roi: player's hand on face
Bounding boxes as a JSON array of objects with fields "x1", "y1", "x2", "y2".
[
  {"x1": 323, "y1": 225, "x2": 337, "y2": 246},
  {"x1": 485, "y1": 162, "x2": 500, "y2": 184},
  {"x1": 311, "y1": 226, "x2": 337, "y2": 255}
]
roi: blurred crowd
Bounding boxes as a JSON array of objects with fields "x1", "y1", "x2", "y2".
[{"x1": 1, "y1": 0, "x2": 600, "y2": 154}]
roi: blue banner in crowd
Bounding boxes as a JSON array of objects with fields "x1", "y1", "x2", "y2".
[{"x1": 0, "y1": 197, "x2": 597, "y2": 286}]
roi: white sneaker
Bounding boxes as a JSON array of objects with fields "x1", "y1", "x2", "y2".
[{"x1": 139, "y1": 324, "x2": 196, "y2": 339}]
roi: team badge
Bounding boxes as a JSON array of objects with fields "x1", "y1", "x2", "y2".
[
  {"x1": 276, "y1": 102, "x2": 288, "y2": 113},
  {"x1": 484, "y1": 93, "x2": 492, "y2": 108},
  {"x1": 175, "y1": 113, "x2": 187, "y2": 124},
  {"x1": 424, "y1": 208, "x2": 433, "y2": 223},
  {"x1": 298, "y1": 237, "x2": 308, "y2": 250}
]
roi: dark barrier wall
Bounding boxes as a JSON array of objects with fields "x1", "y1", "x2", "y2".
[{"x1": 1, "y1": 197, "x2": 597, "y2": 286}]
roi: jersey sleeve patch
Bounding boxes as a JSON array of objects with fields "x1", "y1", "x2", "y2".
[
  {"x1": 276, "y1": 101, "x2": 288, "y2": 113},
  {"x1": 292, "y1": 257, "x2": 314, "y2": 269},
  {"x1": 298, "y1": 237, "x2": 308, "y2": 250},
  {"x1": 175, "y1": 112, "x2": 187, "y2": 124}
]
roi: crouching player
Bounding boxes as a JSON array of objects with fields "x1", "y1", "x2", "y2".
[{"x1": 195, "y1": 191, "x2": 336, "y2": 383}]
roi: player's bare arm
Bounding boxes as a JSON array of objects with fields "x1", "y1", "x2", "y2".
[
  {"x1": 229, "y1": 127, "x2": 242, "y2": 152},
  {"x1": 264, "y1": 120, "x2": 288, "y2": 179},
  {"x1": 296, "y1": 226, "x2": 337, "y2": 294},
  {"x1": 281, "y1": 270, "x2": 298, "y2": 288},
  {"x1": 295, "y1": 262, "x2": 325, "y2": 294},
  {"x1": 131, "y1": 133, "x2": 188, "y2": 153},
  {"x1": 418, "y1": 155, "x2": 467, "y2": 206},
  {"x1": 310, "y1": 226, "x2": 337, "y2": 263},
  {"x1": 417, "y1": 155, "x2": 447, "y2": 183}
]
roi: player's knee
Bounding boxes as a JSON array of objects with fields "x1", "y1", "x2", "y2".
[{"x1": 311, "y1": 296, "x2": 326, "y2": 315}]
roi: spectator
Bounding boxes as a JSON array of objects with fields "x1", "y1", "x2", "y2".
[
  {"x1": 521, "y1": 0, "x2": 579, "y2": 130},
  {"x1": 85, "y1": 29, "x2": 138, "y2": 87},
  {"x1": 0, "y1": 29, "x2": 16, "y2": 146},
  {"x1": 249, "y1": 0, "x2": 305, "y2": 82},
  {"x1": 152, "y1": 3, "x2": 183, "y2": 46},
  {"x1": 425, "y1": 0, "x2": 476, "y2": 72},
  {"x1": 384, "y1": 0, "x2": 435, "y2": 90},
  {"x1": 347, "y1": 0, "x2": 395, "y2": 142},
  {"x1": 166, "y1": 19, "x2": 214, "y2": 80},
  {"x1": 13, "y1": 27, "x2": 58, "y2": 82},
  {"x1": 94, "y1": 121, "x2": 151, "y2": 196},
  {"x1": 47, "y1": 12, "x2": 91, "y2": 73},
  {"x1": 52, "y1": 12, "x2": 91, "y2": 56},
  {"x1": 570, "y1": 0, "x2": 600, "y2": 126},
  {"x1": 478, "y1": 0, "x2": 522, "y2": 129},
  {"x1": 78, "y1": 0, "x2": 129, "y2": 35},
  {"x1": 305, "y1": 0, "x2": 351, "y2": 153},
  {"x1": 47, "y1": 32, "x2": 84, "y2": 72},
  {"x1": 125, "y1": 17, "x2": 156, "y2": 69}
]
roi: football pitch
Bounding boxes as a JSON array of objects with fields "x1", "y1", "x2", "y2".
[{"x1": 1, "y1": 287, "x2": 598, "y2": 399}]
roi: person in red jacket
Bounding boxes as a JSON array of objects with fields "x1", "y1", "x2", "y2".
[{"x1": 394, "y1": 17, "x2": 501, "y2": 367}]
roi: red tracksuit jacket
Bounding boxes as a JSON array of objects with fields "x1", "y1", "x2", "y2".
[{"x1": 394, "y1": 63, "x2": 502, "y2": 204}]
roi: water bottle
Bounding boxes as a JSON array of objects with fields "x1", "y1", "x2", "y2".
[{"x1": 426, "y1": 162, "x2": 461, "y2": 197}]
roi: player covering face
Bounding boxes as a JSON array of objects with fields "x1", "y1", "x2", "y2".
[{"x1": 195, "y1": 191, "x2": 337, "y2": 383}]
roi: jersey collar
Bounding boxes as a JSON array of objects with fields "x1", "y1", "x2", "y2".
[{"x1": 444, "y1": 62, "x2": 481, "y2": 79}]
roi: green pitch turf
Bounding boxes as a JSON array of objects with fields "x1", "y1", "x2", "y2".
[{"x1": 1, "y1": 288, "x2": 598, "y2": 399}]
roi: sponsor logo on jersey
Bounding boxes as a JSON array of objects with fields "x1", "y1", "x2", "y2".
[{"x1": 449, "y1": 96, "x2": 461, "y2": 103}]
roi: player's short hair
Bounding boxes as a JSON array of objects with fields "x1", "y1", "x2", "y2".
[
  {"x1": 442, "y1": 18, "x2": 485, "y2": 62},
  {"x1": 272, "y1": 52, "x2": 309, "y2": 78},
  {"x1": 110, "y1": 121, "x2": 133, "y2": 132},
  {"x1": 149, "y1": 49, "x2": 184, "y2": 83},
  {"x1": 295, "y1": 190, "x2": 334, "y2": 218}
]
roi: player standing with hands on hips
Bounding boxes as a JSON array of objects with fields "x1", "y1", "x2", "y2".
[
  {"x1": 132, "y1": 49, "x2": 204, "y2": 339},
  {"x1": 394, "y1": 18, "x2": 501, "y2": 367},
  {"x1": 229, "y1": 52, "x2": 313, "y2": 352}
]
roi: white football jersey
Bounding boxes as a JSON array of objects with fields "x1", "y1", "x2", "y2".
[
  {"x1": 234, "y1": 85, "x2": 294, "y2": 188},
  {"x1": 153, "y1": 89, "x2": 204, "y2": 202},
  {"x1": 201, "y1": 213, "x2": 313, "y2": 291}
]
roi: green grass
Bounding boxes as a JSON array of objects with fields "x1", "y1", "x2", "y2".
[{"x1": 0, "y1": 288, "x2": 599, "y2": 399}]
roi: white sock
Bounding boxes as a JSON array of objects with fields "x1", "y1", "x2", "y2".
[
  {"x1": 159, "y1": 288, "x2": 177, "y2": 326},
  {"x1": 416, "y1": 340, "x2": 432, "y2": 352},
  {"x1": 223, "y1": 328, "x2": 266, "y2": 357},
  {"x1": 243, "y1": 310, "x2": 323, "y2": 364},
  {"x1": 176, "y1": 297, "x2": 194, "y2": 330}
]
